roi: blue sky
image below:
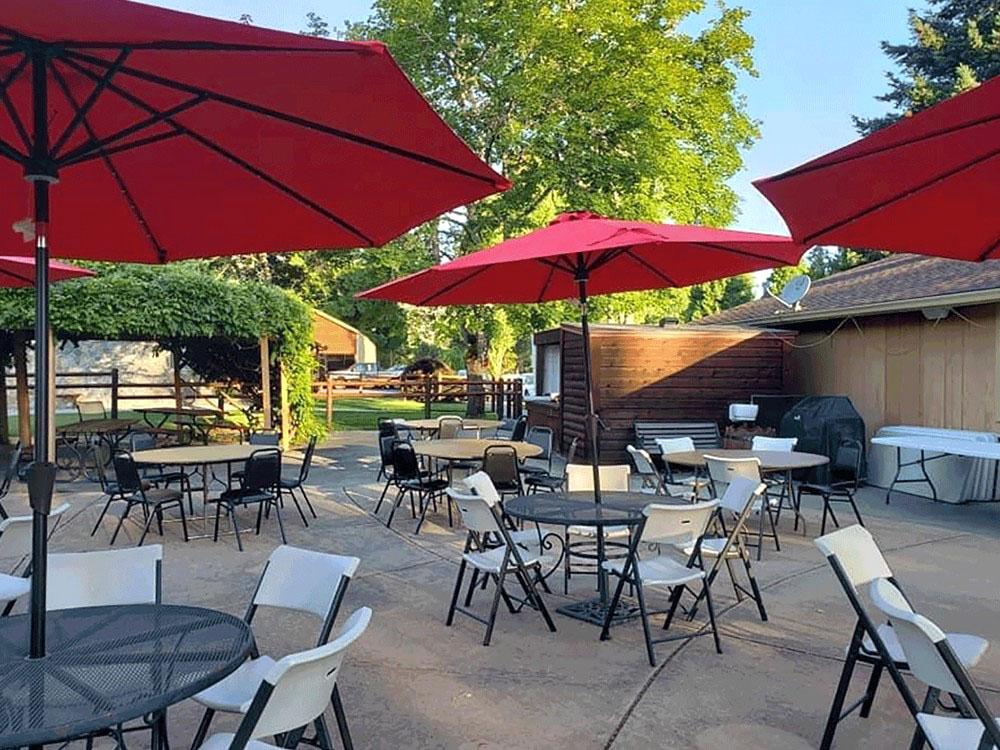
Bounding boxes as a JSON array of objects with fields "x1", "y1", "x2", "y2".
[{"x1": 150, "y1": 0, "x2": 918, "y2": 235}]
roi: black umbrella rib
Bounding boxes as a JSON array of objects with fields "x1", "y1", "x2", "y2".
[
  {"x1": 61, "y1": 56, "x2": 375, "y2": 246},
  {"x1": 766, "y1": 110, "x2": 1000, "y2": 182},
  {"x1": 535, "y1": 262, "x2": 557, "y2": 303},
  {"x1": 64, "y1": 48, "x2": 501, "y2": 186},
  {"x1": 418, "y1": 267, "x2": 488, "y2": 305},
  {"x1": 622, "y1": 248, "x2": 680, "y2": 286},
  {"x1": 977, "y1": 235, "x2": 1000, "y2": 261},
  {"x1": 0, "y1": 266, "x2": 37, "y2": 285},
  {"x1": 61, "y1": 129, "x2": 183, "y2": 167},
  {"x1": 693, "y1": 241, "x2": 797, "y2": 265},
  {"x1": 58, "y1": 95, "x2": 205, "y2": 164},
  {"x1": 50, "y1": 60, "x2": 167, "y2": 262},
  {"x1": 801, "y1": 144, "x2": 1000, "y2": 247},
  {"x1": 0, "y1": 53, "x2": 30, "y2": 150},
  {"x1": 50, "y1": 48, "x2": 130, "y2": 156},
  {"x1": 584, "y1": 247, "x2": 628, "y2": 274}
]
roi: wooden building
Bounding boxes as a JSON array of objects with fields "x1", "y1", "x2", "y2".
[
  {"x1": 700, "y1": 254, "x2": 1000, "y2": 437},
  {"x1": 312, "y1": 309, "x2": 377, "y2": 372},
  {"x1": 530, "y1": 323, "x2": 795, "y2": 461}
]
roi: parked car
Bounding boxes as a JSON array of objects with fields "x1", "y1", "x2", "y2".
[{"x1": 329, "y1": 362, "x2": 381, "y2": 379}]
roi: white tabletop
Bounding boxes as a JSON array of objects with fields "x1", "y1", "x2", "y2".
[
  {"x1": 871, "y1": 435, "x2": 1000, "y2": 461},
  {"x1": 134, "y1": 444, "x2": 262, "y2": 466}
]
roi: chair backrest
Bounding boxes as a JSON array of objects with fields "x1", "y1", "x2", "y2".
[
  {"x1": 47, "y1": 545, "x2": 162, "y2": 610},
  {"x1": 297, "y1": 435, "x2": 318, "y2": 482},
  {"x1": 814, "y1": 525, "x2": 893, "y2": 588},
  {"x1": 565, "y1": 464, "x2": 630, "y2": 492},
  {"x1": 376, "y1": 417, "x2": 398, "y2": 439},
  {"x1": 128, "y1": 432, "x2": 157, "y2": 452},
  {"x1": 751, "y1": 435, "x2": 798, "y2": 452},
  {"x1": 494, "y1": 418, "x2": 517, "y2": 439},
  {"x1": 0, "y1": 441, "x2": 21, "y2": 496},
  {"x1": 831, "y1": 438, "x2": 863, "y2": 485},
  {"x1": 238, "y1": 607, "x2": 372, "y2": 744},
  {"x1": 245, "y1": 449, "x2": 281, "y2": 492},
  {"x1": 391, "y1": 441, "x2": 421, "y2": 481},
  {"x1": 560, "y1": 438, "x2": 580, "y2": 475},
  {"x1": 252, "y1": 545, "x2": 360, "y2": 622},
  {"x1": 626, "y1": 445, "x2": 658, "y2": 477},
  {"x1": 379, "y1": 435, "x2": 397, "y2": 469},
  {"x1": 249, "y1": 431, "x2": 281, "y2": 446},
  {"x1": 0, "y1": 503, "x2": 69, "y2": 567},
  {"x1": 525, "y1": 426, "x2": 553, "y2": 460},
  {"x1": 718, "y1": 476, "x2": 767, "y2": 516},
  {"x1": 455, "y1": 426, "x2": 480, "y2": 439},
  {"x1": 482, "y1": 445, "x2": 519, "y2": 486},
  {"x1": 76, "y1": 399, "x2": 107, "y2": 421},
  {"x1": 510, "y1": 414, "x2": 528, "y2": 442},
  {"x1": 448, "y1": 474, "x2": 501, "y2": 533},
  {"x1": 705, "y1": 455, "x2": 761, "y2": 486},
  {"x1": 437, "y1": 416, "x2": 462, "y2": 440},
  {"x1": 112, "y1": 451, "x2": 144, "y2": 494},
  {"x1": 640, "y1": 500, "x2": 719, "y2": 547},
  {"x1": 654, "y1": 436, "x2": 696, "y2": 456}
]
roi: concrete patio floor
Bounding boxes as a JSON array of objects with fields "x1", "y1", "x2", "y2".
[{"x1": 6, "y1": 431, "x2": 999, "y2": 749}]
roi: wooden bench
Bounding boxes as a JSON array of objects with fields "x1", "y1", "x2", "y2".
[{"x1": 633, "y1": 421, "x2": 722, "y2": 455}]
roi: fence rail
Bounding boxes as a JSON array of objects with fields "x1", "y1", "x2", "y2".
[{"x1": 312, "y1": 376, "x2": 524, "y2": 428}]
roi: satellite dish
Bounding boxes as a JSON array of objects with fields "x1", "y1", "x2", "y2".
[{"x1": 768, "y1": 274, "x2": 811, "y2": 311}]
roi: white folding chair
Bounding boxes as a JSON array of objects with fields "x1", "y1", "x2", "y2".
[
  {"x1": 654, "y1": 436, "x2": 710, "y2": 496},
  {"x1": 751, "y1": 435, "x2": 799, "y2": 526},
  {"x1": 706, "y1": 455, "x2": 778, "y2": 560},
  {"x1": 814, "y1": 526, "x2": 988, "y2": 750},
  {"x1": 200, "y1": 607, "x2": 372, "y2": 750},
  {"x1": 0, "y1": 503, "x2": 69, "y2": 612},
  {"x1": 563, "y1": 464, "x2": 631, "y2": 594},
  {"x1": 191, "y1": 546, "x2": 361, "y2": 750},
  {"x1": 445, "y1": 473, "x2": 556, "y2": 646},
  {"x1": 600, "y1": 500, "x2": 722, "y2": 666},
  {"x1": 869, "y1": 579, "x2": 1000, "y2": 750},
  {"x1": 47, "y1": 544, "x2": 162, "y2": 610}
]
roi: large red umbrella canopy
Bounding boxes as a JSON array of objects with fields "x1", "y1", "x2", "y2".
[
  {"x1": 359, "y1": 211, "x2": 805, "y2": 305},
  {"x1": 0, "y1": 0, "x2": 509, "y2": 261},
  {"x1": 0, "y1": 256, "x2": 91, "y2": 286},
  {"x1": 754, "y1": 75, "x2": 1000, "y2": 260}
]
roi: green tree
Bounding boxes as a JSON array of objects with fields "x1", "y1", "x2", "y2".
[
  {"x1": 336, "y1": 0, "x2": 759, "y2": 371},
  {"x1": 720, "y1": 274, "x2": 755, "y2": 310},
  {"x1": 856, "y1": 0, "x2": 1000, "y2": 134}
]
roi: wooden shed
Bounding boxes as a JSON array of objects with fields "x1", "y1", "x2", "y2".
[
  {"x1": 529, "y1": 322, "x2": 795, "y2": 462},
  {"x1": 312, "y1": 309, "x2": 377, "y2": 372}
]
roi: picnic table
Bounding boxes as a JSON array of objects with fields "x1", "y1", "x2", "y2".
[
  {"x1": 134, "y1": 406, "x2": 225, "y2": 445},
  {"x1": 55, "y1": 418, "x2": 136, "y2": 480}
]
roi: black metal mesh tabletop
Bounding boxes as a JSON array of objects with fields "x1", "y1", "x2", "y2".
[
  {"x1": 504, "y1": 492, "x2": 669, "y2": 527},
  {"x1": 0, "y1": 604, "x2": 253, "y2": 748}
]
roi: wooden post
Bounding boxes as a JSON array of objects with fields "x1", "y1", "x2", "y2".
[
  {"x1": 259, "y1": 336, "x2": 273, "y2": 430},
  {"x1": 325, "y1": 374, "x2": 333, "y2": 429},
  {"x1": 423, "y1": 377, "x2": 432, "y2": 419},
  {"x1": 279, "y1": 360, "x2": 290, "y2": 451},
  {"x1": 172, "y1": 350, "x2": 183, "y2": 410},
  {"x1": 14, "y1": 335, "x2": 30, "y2": 449},
  {"x1": 110, "y1": 368, "x2": 119, "y2": 419}
]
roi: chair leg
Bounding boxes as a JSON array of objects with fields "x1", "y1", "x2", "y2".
[
  {"x1": 230, "y1": 506, "x2": 244, "y2": 552},
  {"x1": 374, "y1": 480, "x2": 391, "y2": 516},
  {"x1": 743, "y1": 553, "x2": 767, "y2": 622},
  {"x1": 859, "y1": 661, "x2": 884, "y2": 718},
  {"x1": 819, "y1": 626, "x2": 864, "y2": 750},
  {"x1": 907, "y1": 687, "x2": 939, "y2": 750},
  {"x1": 414, "y1": 491, "x2": 432, "y2": 535},
  {"x1": 91, "y1": 495, "x2": 116, "y2": 536},
  {"x1": 483, "y1": 569, "x2": 507, "y2": 646},
  {"x1": 330, "y1": 685, "x2": 354, "y2": 750},
  {"x1": 273, "y1": 499, "x2": 287, "y2": 543},
  {"x1": 848, "y1": 493, "x2": 865, "y2": 526},
  {"x1": 385, "y1": 487, "x2": 404, "y2": 528},
  {"x1": 289, "y1": 487, "x2": 309, "y2": 527},
  {"x1": 255, "y1": 499, "x2": 265, "y2": 535},
  {"x1": 464, "y1": 568, "x2": 480, "y2": 607},
  {"x1": 190, "y1": 707, "x2": 214, "y2": 750},
  {"x1": 137, "y1": 507, "x2": 158, "y2": 547},
  {"x1": 109, "y1": 501, "x2": 133, "y2": 545},
  {"x1": 300, "y1": 485, "x2": 318, "y2": 519},
  {"x1": 767, "y1": 504, "x2": 781, "y2": 552},
  {"x1": 633, "y1": 573, "x2": 656, "y2": 667},
  {"x1": 178, "y1": 502, "x2": 189, "y2": 542},
  {"x1": 513, "y1": 565, "x2": 556, "y2": 632},
  {"x1": 703, "y1": 579, "x2": 722, "y2": 654},
  {"x1": 446, "y1": 560, "x2": 467, "y2": 626},
  {"x1": 213, "y1": 502, "x2": 223, "y2": 542},
  {"x1": 600, "y1": 566, "x2": 631, "y2": 642}
]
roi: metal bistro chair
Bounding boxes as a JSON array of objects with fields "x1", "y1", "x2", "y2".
[
  {"x1": 705, "y1": 454, "x2": 779, "y2": 560},
  {"x1": 798, "y1": 438, "x2": 865, "y2": 535},
  {"x1": 482, "y1": 444, "x2": 523, "y2": 501},
  {"x1": 445, "y1": 474, "x2": 556, "y2": 646},
  {"x1": 212, "y1": 449, "x2": 284, "y2": 551},
  {"x1": 524, "y1": 437, "x2": 579, "y2": 494},
  {"x1": 510, "y1": 414, "x2": 529, "y2": 442},
  {"x1": 191, "y1": 546, "x2": 361, "y2": 750},
  {"x1": 198, "y1": 608, "x2": 372, "y2": 750},
  {"x1": 563, "y1": 464, "x2": 631, "y2": 595},
  {"x1": 107, "y1": 452, "x2": 189, "y2": 547},
  {"x1": 600, "y1": 500, "x2": 722, "y2": 667},
  {"x1": 814, "y1": 525, "x2": 988, "y2": 750},
  {"x1": 384, "y1": 442, "x2": 448, "y2": 534},
  {"x1": 436, "y1": 416, "x2": 462, "y2": 440},
  {"x1": 279, "y1": 436, "x2": 319, "y2": 527},
  {"x1": 869, "y1": 578, "x2": 1000, "y2": 750},
  {"x1": 0, "y1": 441, "x2": 21, "y2": 519},
  {"x1": 519, "y1": 426, "x2": 554, "y2": 480}
]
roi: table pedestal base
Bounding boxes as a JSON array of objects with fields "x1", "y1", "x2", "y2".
[{"x1": 557, "y1": 596, "x2": 642, "y2": 626}]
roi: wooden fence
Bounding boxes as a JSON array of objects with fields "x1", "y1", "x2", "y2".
[{"x1": 312, "y1": 376, "x2": 524, "y2": 428}]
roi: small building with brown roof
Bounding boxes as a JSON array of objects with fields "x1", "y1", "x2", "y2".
[
  {"x1": 311, "y1": 309, "x2": 377, "y2": 372},
  {"x1": 699, "y1": 254, "x2": 1000, "y2": 436}
]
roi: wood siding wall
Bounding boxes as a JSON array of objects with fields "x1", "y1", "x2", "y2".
[
  {"x1": 557, "y1": 326, "x2": 793, "y2": 461},
  {"x1": 786, "y1": 303, "x2": 998, "y2": 437}
]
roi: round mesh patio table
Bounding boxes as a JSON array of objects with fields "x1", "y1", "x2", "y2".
[{"x1": 0, "y1": 604, "x2": 253, "y2": 748}]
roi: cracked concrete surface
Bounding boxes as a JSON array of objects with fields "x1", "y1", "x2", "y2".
[{"x1": 6, "y1": 430, "x2": 998, "y2": 749}]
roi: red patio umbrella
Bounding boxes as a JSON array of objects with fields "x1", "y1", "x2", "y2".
[
  {"x1": 0, "y1": 256, "x2": 92, "y2": 286},
  {"x1": 0, "y1": 0, "x2": 507, "y2": 657},
  {"x1": 359, "y1": 211, "x2": 806, "y2": 499},
  {"x1": 754, "y1": 75, "x2": 1000, "y2": 259}
]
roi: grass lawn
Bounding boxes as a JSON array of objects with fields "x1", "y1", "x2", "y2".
[{"x1": 314, "y1": 396, "x2": 497, "y2": 431}]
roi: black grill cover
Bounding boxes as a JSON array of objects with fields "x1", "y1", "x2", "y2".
[{"x1": 779, "y1": 396, "x2": 866, "y2": 483}]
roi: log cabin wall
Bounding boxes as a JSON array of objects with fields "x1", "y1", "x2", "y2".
[{"x1": 550, "y1": 323, "x2": 795, "y2": 462}]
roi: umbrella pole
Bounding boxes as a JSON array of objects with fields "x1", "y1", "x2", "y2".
[
  {"x1": 575, "y1": 275, "x2": 602, "y2": 504},
  {"x1": 28, "y1": 53, "x2": 55, "y2": 661}
]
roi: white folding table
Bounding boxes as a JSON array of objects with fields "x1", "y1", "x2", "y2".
[{"x1": 871, "y1": 435, "x2": 1000, "y2": 503}]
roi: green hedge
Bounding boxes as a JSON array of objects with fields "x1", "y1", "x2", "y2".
[{"x1": 0, "y1": 263, "x2": 323, "y2": 443}]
